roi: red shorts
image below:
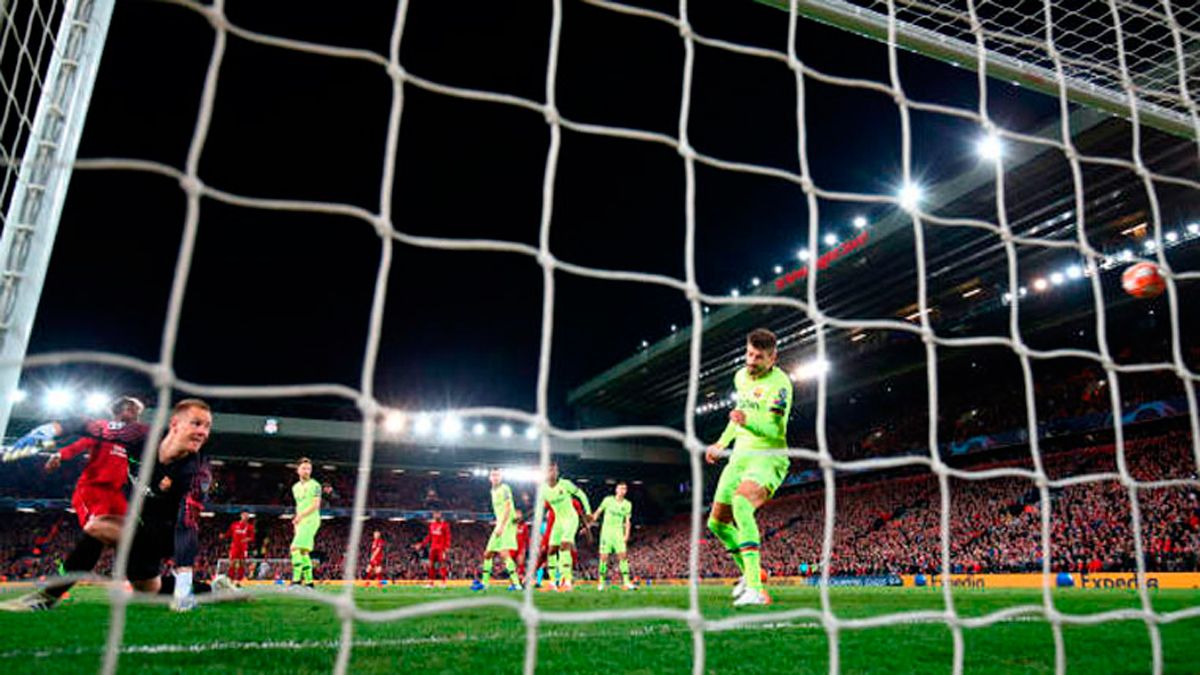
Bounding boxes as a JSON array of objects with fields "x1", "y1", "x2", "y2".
[
  {"x1": 429, "y1": 548, "x2": 447, "y2": 564},
  {"x1": 229, "y1": 546, "x2": 248, "y2": 560},
  {"x1": 72, "y1": 484, "x2": 126, "y2": 529},
  {"x1": 369, "y1": 554, "x2": 384, "y2": 567}
]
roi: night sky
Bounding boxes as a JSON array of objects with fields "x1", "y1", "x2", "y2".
[{"x1": 22, "y1": 0, "x2": 1062, "y2": 425}]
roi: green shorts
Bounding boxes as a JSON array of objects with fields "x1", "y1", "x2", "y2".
[
  {"x1": 548, "y1": 510, "x2": 579, "y2": 548},
  {"x1": 291, "y1": 518, "x2": 320, "y2": 551},
  {"x1": 713, "y1": 451, "x2": 789, "y2": 505},
  {"x1": 486, "y1": 523, "x2": 518, "y2": 553},
  {"x1": 599, "y1": 531, "x2": 626, "y2": 555}
]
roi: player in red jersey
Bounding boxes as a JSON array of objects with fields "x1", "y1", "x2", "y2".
[
  {"x1": 222, "y1": 511, "x2": 256, "y2": 585},
  {"x1": 1, "y1": 396, "x2": 149, "y2": 611},
  {"x1": 532, "y1": 504, "x2": 555, "y2": 588},
  {"x1": 366, "y1": 530, "x2": 386, "y2": 586},
  {"x1": 413, "y1": 511, "x2": 451, "y2": 588},
  {"x1": 513, "y1": 511, "x2": 530, "y2": 578}
]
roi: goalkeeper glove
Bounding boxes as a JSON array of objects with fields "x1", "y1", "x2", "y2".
[{"x1": 13, "y1": 423, "x2": 57, "y2": 450}]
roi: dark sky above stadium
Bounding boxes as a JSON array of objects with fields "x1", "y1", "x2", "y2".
[{"x1": 23, "y1": 0, "x2": 1059, "y2": 424}]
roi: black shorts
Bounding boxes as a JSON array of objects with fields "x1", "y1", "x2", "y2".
[
  {"x1": 174, "y1": 525, "x2": 199, "y2": 567},
  {"x1": 126, "y1": 519, "x2": 174, "y2": 582}
]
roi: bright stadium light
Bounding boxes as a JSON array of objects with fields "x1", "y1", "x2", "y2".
[
  {"x1": 1166, "y1": 230, "x2": 1178, "y2": 243},
  {"x1": 472, "y1": 422, "x2": 486, "y2": 436},
  {"x1": 413, "y1": 414, "x2": 433, "y2": 436},
  {"x1": 797, "y1": 248, "x2": 810, "y2": 261},
  {"x1": 1119, "y1": 248, "x2": 1133, "y2": 261},
  {"x1": 499, "y1": 424, "x2": 513, "y2": 438},
  {"x1": 1050, "y1": 272, "x2": 1065, "y2": 286},
  {"x1": 773, "y1": 265, "x2": 782, "y2": 274},
  {"x1": 751, "y1": 277, "x2": 761, "y2": 287},
  {"x1": 493, "y1": 466, "x2": 543, "y2": 483},
  {"x1": 853, "y1": 216, "x2": 868, "y2": 229},
  {"x1": 524, "y1": 426, "x2": 539, "y2": 440},
  {"x1": 1066, "y1": 264, "x2": 1083, "y2": 279},
  {"x1": 823, "y1": 232, "x2": 838, "y2": 247},
  {"x1": 439, "y1": 414, "x2": 463, "y2": 439},
  {"x1": 730, "y1": 289, "x2": 740, "y2": 298},
  {"x1": 791, "y1": 358, "x2": 830, "y2": 381},
  {"x1": 1188, "y1": 223, "x2": 1200, "y2": 236},
  {"x1": 84, "y1": 391, "x2": 109, "y2": 413},
  {"x1": 382, "y1": 411, "x2": 405, "y2": 433},
  {"x1": 639, "y1": 340, "x2": 648, "y2": 349},
  {"x1": 44, "y1": 388, "x2": 73, "y2": 412},
  {"x1": 975, "y1": 133, "x2": 1003, "y2": 161},
  {"x1": 670, "y1": 324, "x2": 677, "y2": 333},
  {"x1": 1032, "y1": 278, "x2": 1049, "y2": 291},
  {"x1": 898, "y1": 182, "x2": 924, "y2": 211},
  {"x1": 7, "y1": 389, "x2": 27, "y2": 404},
  {"x1": 1018, "y1": 286, "x2": 1028, "y2": 297},
  {"x1": 1144, "y1": 239, "x2": 1157, "y2": 252}
]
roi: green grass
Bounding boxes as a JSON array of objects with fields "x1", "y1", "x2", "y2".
[{"x1": 0, "y1": 584, "x2": 1197, "y2": 673}]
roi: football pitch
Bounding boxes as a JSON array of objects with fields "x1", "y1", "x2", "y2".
[{"x1": 0, "y1": 584, "x2": 1197, "y2": 674}]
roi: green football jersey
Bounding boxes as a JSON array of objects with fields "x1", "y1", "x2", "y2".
[
  {"x1": 292, "y1": 479, "x2": 322, "y2": 524},
  {"x1": 544, "y1": 478, "x2": 590, "y2": 517},
  {"x1": 598, "y1": 495, "x2": 632, "y2": 538},
  {"x1": 491, "y1": 483, "x2": 514, "y2": 523},
  {"x1": 715, "y1": 366, "x2": 793, "y2": 452}
]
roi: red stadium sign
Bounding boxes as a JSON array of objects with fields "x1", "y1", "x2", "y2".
[{"x1": 774, "y1": 230, "x2": 870, "y2": 291}]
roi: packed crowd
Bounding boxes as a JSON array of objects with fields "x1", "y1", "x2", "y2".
[
  {"x1": 0, "y1": 428, "x2": 1194, "y2": 582},
  {"x1": 626, "y1": 432, "x2": 1198, "y2": 578}
]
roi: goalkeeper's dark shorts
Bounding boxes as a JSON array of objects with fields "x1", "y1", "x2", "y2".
[
  {"x1": 174, "y1": 524, "x2": 199, "y2": 567},
  {"x1": 126, "y1": 518, "x2": 174, "y2": 582}
]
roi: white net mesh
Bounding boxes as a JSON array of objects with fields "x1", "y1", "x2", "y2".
[
  {"x1": 2, "y1": 0, "x2": 1199, "y2": 673},
  {"x1": 0, "y1": 0, "x2": 63, "y2": 218}
]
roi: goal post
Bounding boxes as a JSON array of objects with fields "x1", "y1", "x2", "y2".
[
  {"x1": 754, "y1": 0, "x2": 1200, "y2": 139},
  {"x1": 0, "y1": 0, "x2": 115, "y2": 439}
]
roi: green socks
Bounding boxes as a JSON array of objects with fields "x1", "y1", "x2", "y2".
[
  {"x1": 292, "y1": 549, "x2": 313, "y2": 584},
  {"x1": 731, "y1": 495, "x2": 761, "y2": 590},
  {"x1": 708, "y1": 517, "x2": 745, "y2": 572},
  {"x1": 619, "y1": 559, "x2": 631, "y2": 586},
  {"x1": 560, "y1": 549, "x2": 573, "y2": 585}
]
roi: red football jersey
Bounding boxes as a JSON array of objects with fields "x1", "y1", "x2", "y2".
[
  {"x1": 227, "y1": 521, "x2": 255, "y2": 548},
  {"x1": 58, "y1": 418, "x2": 150, "y2": 489},
  {"x1": 420, "y1": 520, "x2": 452, "y2": 550},
  {"x1": 516, "y1": 521, "x2": 530, "y2": 550}
]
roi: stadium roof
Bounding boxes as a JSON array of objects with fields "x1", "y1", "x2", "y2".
[
  {"x1": 568, "y1": 107, "x2": 1200, "y2": 433},
  {"x1": 9, "y1": 408, "x2": 686, "y2": 474}
]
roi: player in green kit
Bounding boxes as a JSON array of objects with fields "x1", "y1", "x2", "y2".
[
  {"x1": 290, "y1": 457, "x2": 322, "y2": 588},
  {"x1": 705, "y1": 328, "x2": 793, "y2": 606},
  {"x1": 543, "y1": 461, "x2": 591, "y2": 592},
  {"x1": 471, "y1": 468, "x2": 522, "y2": 591},
  {"x1": 590, "y1": 481, "x2": 634, "y2": 591}
]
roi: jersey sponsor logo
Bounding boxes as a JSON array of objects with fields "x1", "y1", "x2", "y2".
[{"x1": 110, "y1": 444, "x2": 127, "y2": 459}]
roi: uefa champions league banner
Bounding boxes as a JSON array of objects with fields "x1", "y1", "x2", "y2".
[
  {"x1": 804, "y1": 574, "x2": 903, "y2": 587},
  {"x1": 904, "y1": 572, "x2": 1200, "y2": 589}
]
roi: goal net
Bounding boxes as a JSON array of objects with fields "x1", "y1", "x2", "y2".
[{"x1": 1, "y1": 0, "x2": 1198, "y2": 674}]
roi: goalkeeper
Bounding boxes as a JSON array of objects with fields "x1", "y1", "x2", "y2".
[{"x1": 705, "y1": 328, "x2": 793, "y2": 607}]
